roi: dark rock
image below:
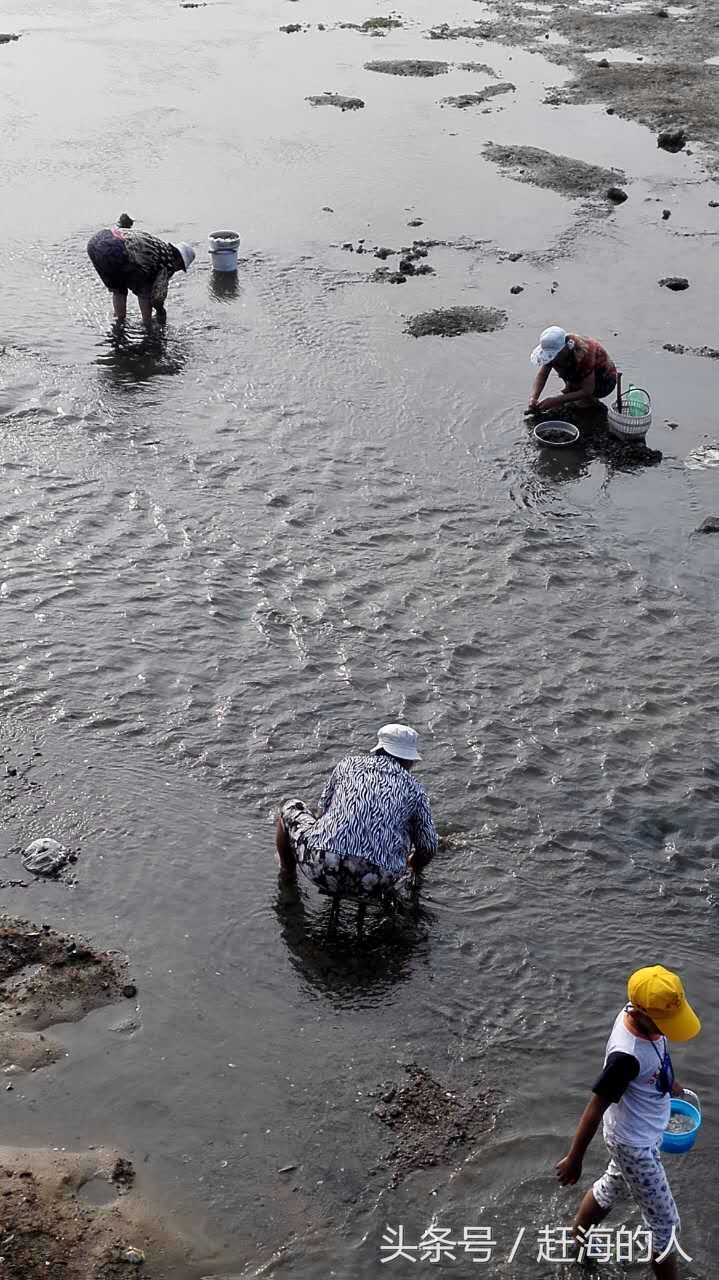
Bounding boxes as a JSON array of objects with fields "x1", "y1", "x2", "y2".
[
  {"x1": 372, "y1": 269, "x2": 407, "y2": 283},
  {"x1": 117, "y1": 213, "x2": 134, "y2": 229},
  {"x1": 322, "y1": 206, "x2": 333, "y2": 212},
  {"x1": 407, "y1": 218, "x2": 424, "y2": 227},
  {"x1": 398, "y1": 257, "x2": 416, "y2": 275},
  {"x1": 697, "y1": 516, "x2": 719, "y2": 533},
  {"x1": 341, "y1": 243, "x2": 354, "y2": 251},
  {"x1": 606, "y1": 107, "x2": 615, "y2": 114},
  {"x1": 414, "y1": 264, "x2": 435, "y2": 275},
  {"x1": 374, "y1": 247, "x2": 395, "y2": 259},
  {"x1": 122, "y1": 983, "x2": 138, "y2": 999},
  {"x1": 507, "y1": 251, "x2": 523, "y2": 261},
  {"x1": 355, "y1": 245, "x2": 364, "y2": 253},
  {"x1": 0, "y1": 33, "x2": 21, "y2": 42},
  {"x1": 709, "y1": 201, "x2": 719, "y2": 208},
  {"x1": 662, "y1": 209, "x2": 671, "y2": 219},
  {"x1": 382, "y1": 1087, "x2": 397, "y2": 1103},
  {"x1": 307, "y1": 93, "x2": 365, "y2": 111},
  {"x1": 666, "y1": 421, "x2": 679, "y2": 429},
  {"x1": 6, "y1": 766, "x2": 17, "y2": 777},
  {"x1": 597, "y1": 58, "x2": 610, "y2": 68},
  {"x1": 659, "y1": 276, "x2": 689, "y2": 291},
  {"x1": 279, "y1": 23, "x2": 302, "y2": 32},
  {"x1": 657, "y1": 126, "x2": 687, "y2": 152},
  {"x1": 510, "y1": 284, "x2": 524, "y2": 294},
  {"x1": 606, "y1": 186, "x2": 628, "y2": 203},
  {"x1": 111, "y1": 1158, "x2": 136, "y2": 1190}
]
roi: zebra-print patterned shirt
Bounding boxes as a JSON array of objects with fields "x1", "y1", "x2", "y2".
[{"x1": 305, "y1": 753, "x2": 438, "y2": 874}]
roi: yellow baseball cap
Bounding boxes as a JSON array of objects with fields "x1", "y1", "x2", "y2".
[{"x1": 628, "y1": 965, "x2": 701, "y2": 1042}]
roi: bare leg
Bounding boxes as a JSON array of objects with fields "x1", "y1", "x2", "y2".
[
  {"x1": 356, "y1": 901, "x2": 367, "y2": 940},
  {"x1": 652, "y1": 1253, "x2": 678, "y2": 1280},
  {"x1": 274, "y1": 817, "x2": 297, "y2": 879},
  {"x1": 112, "y1": 290, "x2": 127, "y2": 323},
  {"x1": 154, "y1": 302, "x2": 167, "y2": 327},
  {"x1": 572, "y1": 1189, "x2": 610, "y2": 1239},
  {"x1": 138, "y1": 295, "x2": 153, "y2": 327}
]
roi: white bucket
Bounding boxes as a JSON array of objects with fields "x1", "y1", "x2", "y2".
[{"x1": 208, "y1": 230, "x2": 240, "y2": 272}]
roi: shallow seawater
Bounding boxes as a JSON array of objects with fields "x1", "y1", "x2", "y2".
[{"x1": 1, "y1": 0, "x2": 719, "y2": 1275}]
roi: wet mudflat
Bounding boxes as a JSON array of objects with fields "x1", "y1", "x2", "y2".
[{"x1": 1, "y1": 0, "x2": 719, "y2": 1275}]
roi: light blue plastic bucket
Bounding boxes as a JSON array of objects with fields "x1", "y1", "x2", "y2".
[{"x1": 661, "y1": 1091, "x2": 701, "y2": 1154}]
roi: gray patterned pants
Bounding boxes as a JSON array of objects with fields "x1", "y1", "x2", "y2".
[{"x1": 593, "y1": 1140, "x2": 680, "y2": 1254}]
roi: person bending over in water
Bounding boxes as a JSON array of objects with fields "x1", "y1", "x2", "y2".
[
  {"x1": 275, "y1": 723, "x2": 438, "y2": 907},
  {"x1": 527, "y1": 326, "x2": 617, "y2": 414},
  {"x1": 87, "y1": 222, "x2": 195, "y2": 326},
  {"x1": 556, "y1": 965, "x2": 700, "y2": 1280}
]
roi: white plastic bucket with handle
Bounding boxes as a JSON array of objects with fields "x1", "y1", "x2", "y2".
[{"x1": 208, "y1": 230, "x2": 240, "y2": 272}]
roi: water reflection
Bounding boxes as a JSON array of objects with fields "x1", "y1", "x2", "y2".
[
  {"x1": 209, "y1": 270, "x2": 241, "y2": 302},
  {"x1": 273, "y1": 878, "x2": 432, "y2": 1007},
  {"x1": 95, "y1": 322, "x2": 190, "y2": 387}
]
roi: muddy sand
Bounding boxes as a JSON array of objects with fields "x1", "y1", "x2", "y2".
[
  {"x1": 0, "y1": 1145, "x2": 204, "y2": 1280},
  {"x1": 0, "y1": 916, "x2": 131, "y2": 1070},
  {"x1": 369, "y1": 1063, "x2": 495, "y2": 1189},
  {"x1": 406, "y1": 305, "x2": 508, "y2": 337},
  {"x1": 430, "y1": 0, "x2": 719, "y2": 170}
]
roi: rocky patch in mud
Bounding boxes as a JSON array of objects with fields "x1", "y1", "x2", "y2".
[
  {"x1": 429, "y1": 23, "x2": 495, "y2": 42},
  {"x1": 340, "y1": 15, "x2": 403, "y2": 32},
  {"x1": 369, "y1": 1063, "x2": 494, "y2": 1188},
  {"x1": 483, "y1": 142, "x2": 625, "y2": 200},
  {"x1": 441, "y1": 82, "x2": 515, "y2": 108},
  {"x1": 0, "y1": 32, "x2": 20, "y2": 43},
  {"x1": 307, "y1": 92, "x2": 365, "y2": 110},
  {"x1": 406, "y1": 305, "x2": 507, "y2": 337},
  {"x1": 365, "y1": 58, "x2": 448, "y2": 76},
  {"x1": 456, "y1": 62, "x2": 497, "y2": 76},
  {"x1": 0, "y1": 1146, "x2": 197, "y2": 1280},
  {"x1": 664, "y1": 342, "x2": 719, "y2": 358},
  {"x1": 0, "y1": 916, "x2": 130, "y2": 1070}
]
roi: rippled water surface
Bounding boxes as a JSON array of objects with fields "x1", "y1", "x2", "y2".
[{"x1": 1, "y1": 0, "x2": 719, "y2": 1273}]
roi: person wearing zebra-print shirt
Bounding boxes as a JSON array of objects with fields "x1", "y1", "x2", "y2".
[{"x1": 276, "y1": 724, "x2": 437, "y2": 903}]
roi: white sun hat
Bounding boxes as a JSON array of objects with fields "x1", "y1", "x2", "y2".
[
  {"x1": 371, "y1": 723, "x2": 421, "y2": 761},
  {"x1": 530, "y1": 325, "x2": 568, "y2": 367},
  {"x1": 176, "y1": 241, "x2": 196, "y2": 271}
]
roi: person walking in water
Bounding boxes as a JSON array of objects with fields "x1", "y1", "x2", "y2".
[
  {"x1": 87, "y1": 222, "x2": 195, "y2": 326},
  {"x1": 527, "y1": 326, "x2": 617, "y2": 413},
  {"x1": 556, "y1": 965, "x2": 700, "y2": 1280},
  {"x1": 275, "y1": 723, "x2": 438, "y2": 906}
]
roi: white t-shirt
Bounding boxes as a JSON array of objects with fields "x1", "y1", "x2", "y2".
[{"x1": 595, "y1": 1008, "x2": 672, "y2": 1148}]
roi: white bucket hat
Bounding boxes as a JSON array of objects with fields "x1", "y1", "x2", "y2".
[
  {"x1": 530, "y1": 325, "x2": 568, "y2": 367},
  {"x1": 371, "y1": 723, "x2": 421, "y2": 761},
  {"x1": 176, "y1": 241, "x2": 196, "y2": 271}
]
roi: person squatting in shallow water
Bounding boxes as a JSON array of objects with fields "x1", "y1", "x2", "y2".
[
  {"x1": 527, "y1": 326, "x2": 618, "y2": 414},
  {"x1": 557, "y1": 965, "x2": 701, "y2": 1280},
  {"x1": 87, "y1": 218, "x2": 195, "y2": 326},
  {"x1": 275, "y1": 723, "x2": 438, "y2": 905}
]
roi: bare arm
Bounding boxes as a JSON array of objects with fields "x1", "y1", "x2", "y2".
[
  {"x1": 538, "y1": 371, "x2": 596, "y2": 410},
  {"x1": 528, "y1": 365, "x2": 551, "y2": 407},
  {"x1": 556, "y1": 1094, "x2": 610, "y2": 1186}
]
